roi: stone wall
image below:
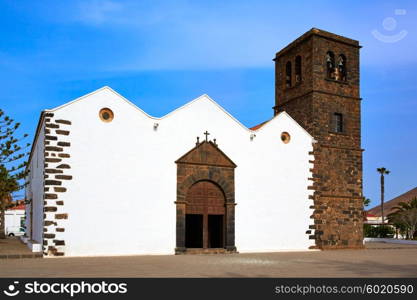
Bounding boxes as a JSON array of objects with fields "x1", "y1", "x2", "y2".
[{"x1": 42, "y1": 113, "x2": 72, "y2": 256}]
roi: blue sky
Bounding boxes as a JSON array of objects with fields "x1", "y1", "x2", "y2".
[{"x1": 1, "y1": 0, "x2": 416, "y2": 208}]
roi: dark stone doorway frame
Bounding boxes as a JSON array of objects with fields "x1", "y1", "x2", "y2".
[{"x1": 175, "y1": 140, "x2": 237, "y2": 254}]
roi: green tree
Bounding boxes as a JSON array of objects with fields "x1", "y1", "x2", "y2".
[
  {"x1": 387, "y1": 197, "x2": 417, "y2": 240},
  {"x1": 0, "y1": 109, "x2": 30, "y2": 238},
  {"x1": 364, "y1": 224, "x2": 394, "y2": 238},
  {"x1": 363, "y1": 198, "x2": 371, "y2": 208}
]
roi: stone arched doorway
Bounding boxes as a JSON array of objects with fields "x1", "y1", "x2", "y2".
[
  {"x1": 175, "y1": 138, "x2": 237, "y2": 254},
  {"x1": 185, "y1": 180, "x2": 225, "y2": 249}
]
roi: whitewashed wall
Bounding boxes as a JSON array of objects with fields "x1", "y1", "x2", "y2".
[
  {"x1": 25, "y1": 121, "x2": 45, "y2": 243},
  {"x1": 34, "y1": 87, "x2": 314, "y2": 256}
]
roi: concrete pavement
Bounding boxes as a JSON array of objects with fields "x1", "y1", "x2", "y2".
[{"x1": 1, "y1": 242, "x2": 417, "y2": 277}]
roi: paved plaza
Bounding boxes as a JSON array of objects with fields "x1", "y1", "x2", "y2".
[
  {"x1": 1, "y1": 241, "x2": 417, "y2": 277},
  {"x1": 0, "y1": 238, "x2": 42, "y2": 259}
]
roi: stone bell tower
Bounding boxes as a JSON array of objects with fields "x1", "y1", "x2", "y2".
[{"x1": 273, "y1": 28, "x2": 364, "y2": 249}]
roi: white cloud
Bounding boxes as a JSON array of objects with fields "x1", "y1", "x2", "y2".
[{"x1": 76, "y1": 0, "x2": 124, "y2": 25}]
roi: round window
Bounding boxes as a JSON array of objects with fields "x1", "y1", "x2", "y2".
[
  {"x1": 281, "y1": 132, "x2": 291, "y2": 144},
  {"x1": 99, "y1": 108, "x2": 114, "y2": 122}
]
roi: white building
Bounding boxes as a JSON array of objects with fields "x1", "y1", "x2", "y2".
[
  {"x1": 5, "y1": 204, "x2": 25, "y2": 237},
  {"x1": 24, "y1": 86, "x2": 316, "y2": 257}
]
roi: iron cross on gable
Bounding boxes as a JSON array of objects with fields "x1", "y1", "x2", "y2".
[{"x1": 203, "y1": 130, "x2": 210, "y2": 141}]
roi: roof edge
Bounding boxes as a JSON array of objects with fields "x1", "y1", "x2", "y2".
[
  {"x1": 250, "y1": 111, "x2": 316, "y2": 143},
  {"x1": 47, "y1": 86, "x2": 264, "y2": 133},
  {"x1": 26, "y1": 111, "x2": 46, "y2": 172},
  {"x1": 274, "y1": 28, "x2": 361, "y2": 59}
]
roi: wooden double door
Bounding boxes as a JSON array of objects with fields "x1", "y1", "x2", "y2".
[{"x1": 185, "y1": 181, "x2": 225, "y2": 249}]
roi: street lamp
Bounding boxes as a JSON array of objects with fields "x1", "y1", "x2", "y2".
[{"x1": 377, "y1": 167, "x2": 390, "y2": 225}]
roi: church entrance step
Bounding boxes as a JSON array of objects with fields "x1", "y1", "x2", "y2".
[{"x1": 181, "y1": 248, "x2": 235, "y2": 255}]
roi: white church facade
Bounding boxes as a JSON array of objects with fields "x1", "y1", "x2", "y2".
[
  {"x1": 24, "y1": 86, "x2": 315, "y2": 257},
  {"x1": 24, "y1": 28, "x2": 365, "y2": 257}
]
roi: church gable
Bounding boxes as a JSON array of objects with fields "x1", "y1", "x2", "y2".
[
  {"x1": 48, "y1": 86, "x2": 141, "y2": 114},
  {"x1": 175, "y1": 140, "x2": 237, "y2": 168}
]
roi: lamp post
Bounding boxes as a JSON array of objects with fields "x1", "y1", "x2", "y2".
[{"x1": 377, "y1": 167, "x2": 390, "y2": 225}]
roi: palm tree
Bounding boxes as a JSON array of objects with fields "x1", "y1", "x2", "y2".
[
  {"x1": 387, "y1": 197, "x2": 417, "y2": 240},
  {"x1": 377, "y1": 167, "x2": 390, "y2": 225}
]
